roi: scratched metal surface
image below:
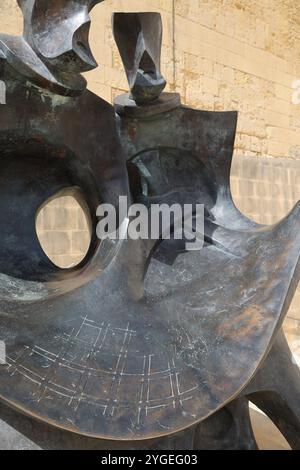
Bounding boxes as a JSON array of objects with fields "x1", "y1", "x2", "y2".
[
  {"x1": 0, "y1": 214, "x2": 299, "y2": 440},
  {"x1": 0, "y1": 81, "x2": 299, "y2": 439}
]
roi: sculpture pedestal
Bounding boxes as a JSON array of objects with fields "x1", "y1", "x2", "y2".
[{"x1": 114, "y1": 92, "x2": 181, "y2": 118}]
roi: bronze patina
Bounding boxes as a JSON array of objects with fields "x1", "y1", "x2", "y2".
[{"x1": 0, "y1": 1, "x2": 299, "y2": 450}]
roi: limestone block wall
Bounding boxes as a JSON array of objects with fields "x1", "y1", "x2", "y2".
[{"x1": 36, "y1": 196, "x2": 91, "y2": 269}]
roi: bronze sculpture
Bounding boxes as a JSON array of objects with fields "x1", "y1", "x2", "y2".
[
  {"x1": 0, "y1": 1, "x2": 299, "y2": 450},
  {"x1": 113, "y1": 13, "x2": 166, "y2": 106}
]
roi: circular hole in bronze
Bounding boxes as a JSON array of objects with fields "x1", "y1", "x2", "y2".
[{"x1": 36, "y1": 189, "x2": 92, "y2": 269}]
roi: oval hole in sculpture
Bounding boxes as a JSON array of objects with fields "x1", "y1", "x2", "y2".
[
  {"x1": 36, "y1": 190, "x2": 92, "y2": 269},
  {"x1": 249, "y1": 402, "x2": 291, "y2": 450}
]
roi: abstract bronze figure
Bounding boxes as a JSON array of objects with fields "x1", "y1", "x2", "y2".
[
  {"x1": 0, "y1": 2, "x2": 299, "y2": 450},
  {"x1": 113, "y1": 12, "x2": 180, "y2": 117},
  {"x1": 1, "y1": 0, "x2": 104, "y2": 96},
  {"x1": 113, "y1": 12, "x2": 166, "y2": 105}
]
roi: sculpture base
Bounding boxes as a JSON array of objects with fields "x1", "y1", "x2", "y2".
[{"x1": 114, "y1": 92, "x2": 181, "y2": 117}]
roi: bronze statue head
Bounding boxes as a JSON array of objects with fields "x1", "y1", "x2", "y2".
[
  {"x1": 17, "y1": 0, "x2": 103, "y2": 74},
  {"x1": 0, "y1": 0, "x2": 104, "y2": 94}
]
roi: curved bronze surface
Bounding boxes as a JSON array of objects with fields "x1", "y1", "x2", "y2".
[{"x1": 0, "y1": 3, "x2": 299, "y2": 448}]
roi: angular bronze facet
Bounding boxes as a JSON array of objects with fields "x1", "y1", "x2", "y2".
[
  {"x1": 113, "y1": 12, "x2": 166, "y2": 105},
  {"x1": 0, "y1": 0, "x2": 104, "y2": 96}
]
